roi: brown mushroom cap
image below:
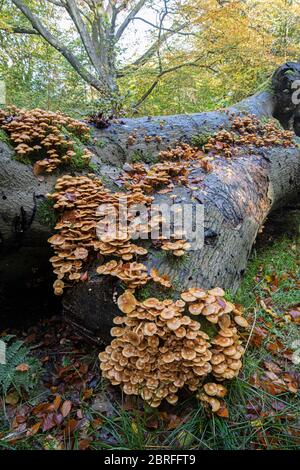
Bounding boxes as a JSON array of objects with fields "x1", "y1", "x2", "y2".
[
  {"x1": 143, "y1": 322, "x2": 158, "y2": 336},
  {"x1": 167, "y1": 318, "x2": 182, "y2": 330},
  {"x1": 166, "y1": 394, "x2": 178, "y2": 405},
  {"x1": 162, "y1": 352, "x2": 175, "y2": 363},
  {"x1": 208, "y1": 287, "x2": 225, "y2": 297},
  {"x1": 181, "y1": 348, "x2": 196, "y2": 360},
  {"x1": 117, "y1": 290, "x2": 137, "y2": 314},
  {"x1": 204, "y1": 382, "x2": 218, "y2": 396},
  {"x1": 181, "y1": 291, "x2": 197, "y2": 302},
  {"x1": 189, "y1": 303, "x2": 204, "y2": 315}
]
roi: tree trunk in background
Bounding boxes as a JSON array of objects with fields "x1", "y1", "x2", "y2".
[{"x1": 0, "y1": 88, "x2": 299, "y2": 343}]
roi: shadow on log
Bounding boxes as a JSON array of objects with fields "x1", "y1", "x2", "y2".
[{"x1": 0, "y1": 63, "x2": 300, "y2": 344}]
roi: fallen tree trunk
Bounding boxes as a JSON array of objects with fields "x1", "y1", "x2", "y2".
[{"x1": 0, "y1": 77, "x2": 300, "y2": 343}]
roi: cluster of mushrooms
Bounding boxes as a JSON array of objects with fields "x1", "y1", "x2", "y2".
[
  {"x1": 121, "y1": 160, "x2": 189, "y2": 193},
  {"x1": 204, "y1": 114, "x2": 294, "y2": 158},
  {"x1": 159, "y1": 142, "x2": 204, "y2": 161},
  {"x1": 99, "y1": 288, "x2": 249, "y2": 411},
  {"x1": 0, "y1": 106, "x2": 91, "y2": 173},
  {"x1": 97, "y1": 261, "x2": 149, "y2": 290},
  {"x1": 47, "y1": 174, "x2": 157, "y2": 294}
]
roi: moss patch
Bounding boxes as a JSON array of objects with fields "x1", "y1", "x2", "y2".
[
  {"x1": 0, "y1": 128, "x2": 12, "y2": 147},
  {"x1": 36, "y1": 199, "x2": 57, "y2": 229},
  {"x1": 191, "y1": 131, "x2": 213, "y2": 148}
]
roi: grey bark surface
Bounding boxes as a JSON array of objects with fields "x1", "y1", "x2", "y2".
[{"x1": 0, "y1": 90, "x2": 299, "y2": 343}]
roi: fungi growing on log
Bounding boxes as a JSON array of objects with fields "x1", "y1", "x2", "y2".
[
  {"x1": 0, "y1": 107, "x2": 92, "y2": 173},
  {"x1": 99, "y1": 289, "x2": 247, "y2": 408}
]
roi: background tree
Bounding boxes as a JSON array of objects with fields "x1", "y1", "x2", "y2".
[
  {"x1": 1, "y1": 0, "x2": 300, "y2": 115},
  {"x1": 1, "y1": 0, "x2": 200, "y2": 107}
]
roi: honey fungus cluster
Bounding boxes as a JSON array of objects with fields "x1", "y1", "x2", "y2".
[
  {"x1": 99, "y1": 288, "x2": 248, "y2": 408},
  {"x1": 47, "y1": 174, "x2": 167, "y2": 294},
  {"x1": 100, "y1": 290, "x2": 213, "y2": 407},
  {"x1": 204, "y1": 114, "x2": 294, "y2": 158},
  {"x1": 0, "y1": 106, "x2": 91, "y2": 173}
]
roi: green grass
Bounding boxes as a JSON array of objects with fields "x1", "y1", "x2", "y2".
[{"x1": 235, "y1": 236, "x2": 299, "y2": 310}]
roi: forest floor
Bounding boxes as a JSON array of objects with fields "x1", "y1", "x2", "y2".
[{"x1": 0, "y1": 208, "x2": 299, "y2": 450}]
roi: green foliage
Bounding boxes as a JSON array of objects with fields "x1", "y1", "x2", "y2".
[
  {"x1": 0, "y1": 336, "x2": 41, "y2": 396},
  {"x1": 0, "y1": 128, "x2": 11, "y2": 146},
  {"x1": 36, "y1": 198, "x2": 57, "y2": 229},
  {"x1": 95, "y1": 139, "x2": 106, "y2": 149},
  {"x1": 130, "y1": 151, "x2": 142, "y2": 163}
]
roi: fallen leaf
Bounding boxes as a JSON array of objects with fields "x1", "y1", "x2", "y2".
[
  {"x1": 131, "y1": 422, "x2": 138, "y2": 434},
  {"x1": 53, "y1": 395, "x2": 62, "y2": 410},
  {"x1": 289, "y1": 310, "x2": 300, "y2": 323},
  {"x1": 63, "y1": 418, "x2": 78, "y2": 436},
  {"x1": 42, "y1": 413, "x2": 56, "y2": 432},
  {"x1": 61, "y1": 400, "x2": 72, "y2": 418},
  {"x1": 26, "y1": 422, "x2": 41, "y2": 437},
  {"x1": 78, "y1": 439, "x2": 91, "y2": 450},
  {"x1": 83, "y1": 389, "x2": 93, "y2": 401},
  {"x1": 215, "y1": 403, "x2": 229, "y2": 418}
]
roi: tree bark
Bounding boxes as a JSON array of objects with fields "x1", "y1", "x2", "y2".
[{"x1": 0, "y1": 87, "x2": 299, "y2": 344}]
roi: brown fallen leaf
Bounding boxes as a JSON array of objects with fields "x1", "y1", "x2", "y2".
[
  {"x1": 61, "y1": 400, "x2": 72, "y2": 418},
  {"x1": 289, "y1": 310, "x2": 300, "y2": 323},
  {"x1": 215, "y1": 402, "x2": 229, "y2": 418},
  {"x1": 78, "y1": 439, "x2": 92, "y2": 450},
  {"x1": 53, "y1": 394, "x2": 62, "y2": 410},
  {"x1": 26, "y1": 421, "x2": 42, "y2": 437},
  {"x1": 63, "y1": 418, "x2": 78, "y2": 436},
  {"x1": 42, "y1": 413, "x2": 56, "y2": 432},
  {"x1": 82, "y1": 388, "x2": 93, "y2": 401}
]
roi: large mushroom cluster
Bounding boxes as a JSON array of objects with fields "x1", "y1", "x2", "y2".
[
  {"x1": 204, "y1": 114, "x2": 294, "y2": 158},
  {"x1": 47, "y1": 175, "x2": 106, "y2": 294},
  {"x1": 0, "y1": 106, "x2": 91, "y2": 173},
  {"x1": 100, "y1": 290, "x2": 213, "y2": 407},
  {"x1": 47, "y1": 175, "x2": 155, "y2": 294},
  {"x1": 99, "y1": 287, "x2": 249, "y2": 408}
]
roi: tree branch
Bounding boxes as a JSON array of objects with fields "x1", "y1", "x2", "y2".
[
  {"x1": 45, "y1": 0, "x2": 65, "y2": 7},
  {"x1": 132, "y1": 17, "x2": 194, "y2": 36},
  {"x1": 133, "y1": 60, "x2": 218, "y2": 108},
  {"x1": 117, "y1": 25, "x2": 185, "y2": 77},
  {"x1": 64, "y1": 0, "x2": 103, "y2": 74},
  {"x1": 0, "y1": 26, "x2": 38, "y2": 34},
  {"x1": 11, "y1": 0, "x2": 106, "y2": 93},
  {"x1": 115, "y1": 0, "x2": 147, "y2": 41}
]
